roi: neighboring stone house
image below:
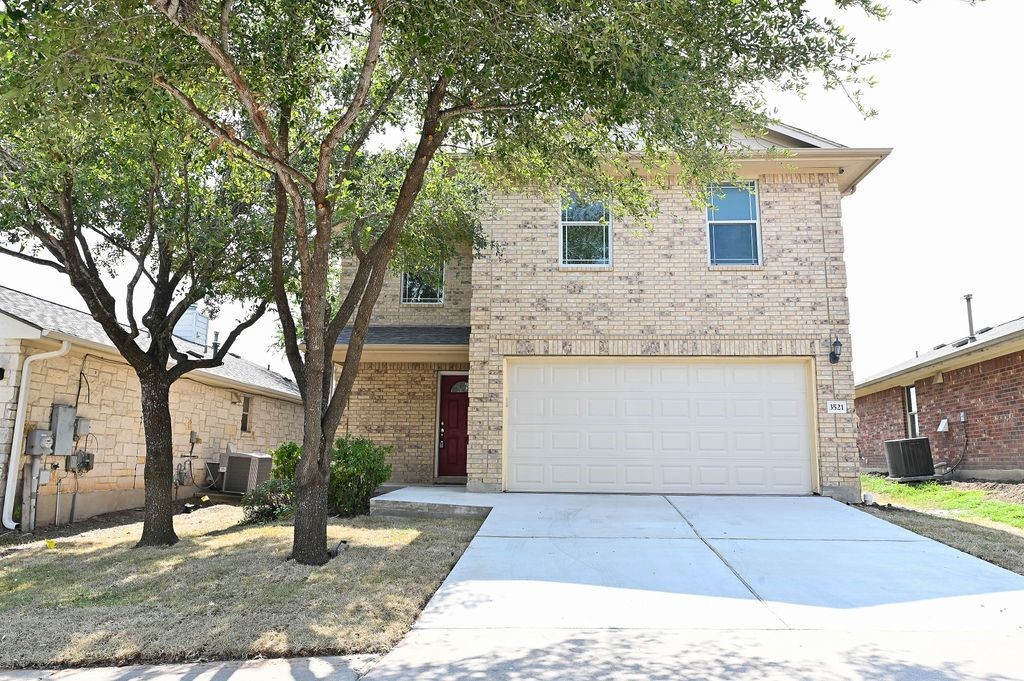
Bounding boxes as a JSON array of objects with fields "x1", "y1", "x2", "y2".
[
  {"x1": 856, "y1": 313, "x2": 1024, "y2": 480},
  {"x1": 336, "y1": 124, "x2": 890, "y2": 503},
  {"x1": 0, "y1": 287, "x2": 303, "y2": 528}
]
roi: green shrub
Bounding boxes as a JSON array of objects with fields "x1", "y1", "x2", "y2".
[
  {"x1": 329, "y1": 436, "x2": 393, "y2": 516},
  {"x1": 240, "y1": 478, "x2": 295, "y2": 523},
  {"x1": 270, "y1": 441, "x2": 302, "y2": 481}
]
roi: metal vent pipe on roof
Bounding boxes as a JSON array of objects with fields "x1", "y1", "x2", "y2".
[{"x1": 964, "y1": 294, "x2": 976, "y2": 342}]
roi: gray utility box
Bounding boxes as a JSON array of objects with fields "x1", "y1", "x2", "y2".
[
  {"x1": 26, "y1": 429, "x2": 54, "y2": 456},
  {"x1": 50, "y1": 404, "x2": 76, "y2": 456}
]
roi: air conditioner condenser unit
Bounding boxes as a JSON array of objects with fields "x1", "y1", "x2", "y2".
[{"x1": 222, "y1": 452, "x2": 273, "y2": 494}]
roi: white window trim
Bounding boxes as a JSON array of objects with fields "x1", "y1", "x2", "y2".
[
  {"x1": 559, "y1": 200, "x2": 613, "y2": 268},
  {"x1": 706, "y1": 181, "x2": 763, "y2": 267},
  {"x1": 905, "y1": 385, "x2": 920, "y2": 438},
  {"x1": 400, "y1": 268, "x2": 445, "y2": 305},
  {"x1": 240, "y1": 395, "x2": 253, "y2": 433}
]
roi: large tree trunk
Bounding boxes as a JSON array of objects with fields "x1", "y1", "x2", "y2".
[
  {"x1": 292, "y1": 416, "x2": 331, "y2": 565},
  {"x1": 137, "y1": 377, "x2": 179, "y2": 547},
  {"x1": 291, "y1": 235, "x2": 332, "y2": 565}
]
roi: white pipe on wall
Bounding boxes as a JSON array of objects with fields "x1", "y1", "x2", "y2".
[{"x1": 2, "y1": 340, "x2": 71, "y2": 530}]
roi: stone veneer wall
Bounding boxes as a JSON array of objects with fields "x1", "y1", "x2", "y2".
[
  {"x1": 0, "y1": 341, "x2": 303, "y2": 526},
  {"x1": 340, "y1": 361, "x2": 470, "y2": 483},
  {"x1": 467, "y1": 173, "x2": 860, "y2": 501}
]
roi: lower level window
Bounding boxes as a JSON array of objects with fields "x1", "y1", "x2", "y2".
[
  {"x1": 241, "y1": 396, "x2": 252, "y2": 433},
  {"x1": 905, "y1": 386, "x2": 919, "y2": 438},
  {"x1": 401, "y1": 266, "x2": 444, "y2": 304}
]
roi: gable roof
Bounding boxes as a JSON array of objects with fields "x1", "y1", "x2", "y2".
[
  {"x1": 856, "y1": 314, "x2": 1024, "y2": 397},
  {"x1": 0, "y1": 286, "x2": 300, "y2": 402},
  {"x1": 723, "y1": 122, "x2": 888, "y2": 196},
  {"x1": 742, "y1": 123, "x2": 846, "y2": 150}
]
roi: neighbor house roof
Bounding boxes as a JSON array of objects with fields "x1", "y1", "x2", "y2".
[
  {"x1": 334, "y1": 325, "x2": 471, "y2": 363},
  {"x1": 0, "y1": 286, "x2": 300, "y2": 402},
  {"x1": 856, "y1": 314, "x2": 1024, "y2": 398}
]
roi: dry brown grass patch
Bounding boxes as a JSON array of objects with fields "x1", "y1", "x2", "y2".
[
  {"x1": 860, "y1": 505, "x2": 1024, "y2": 576},
  {"x1": 0, "y1": 505, "x2": 481, "y2": 668}
]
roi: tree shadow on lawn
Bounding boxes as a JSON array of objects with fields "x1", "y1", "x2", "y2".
[
  {"x1": 0, "y1": 497, "x2": 219, "y2": 550},
  {"x1": 0, "y1": 511, "x2": 480, "y2": 669}
]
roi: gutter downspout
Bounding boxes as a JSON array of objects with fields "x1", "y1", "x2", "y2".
[{"x1": 2, "y1": 340, "x2": 72, "y2": 530}]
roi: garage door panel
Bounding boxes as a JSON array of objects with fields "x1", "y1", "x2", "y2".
[
  {"x1": 661, "y1": 432, "x2": 691, "y2": 451},
  {"x1": 588, "y1": 399, "x2": 617, "y2": 417},
  {"x1": 506, "y1": 359, "x2": 813, "y2": 494}
]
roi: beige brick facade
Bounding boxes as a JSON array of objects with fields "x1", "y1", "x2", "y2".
[
  {"x1": 340, "y1": 362, "x2": 469, "y2": 483},
  {"x1": 354, "y1": 247, "x2": 473, "y2": 327},
  {"x1": 465, "y1": 173, "x2": 859, "y2": 500},
  {"x1": 0, "y1": 341, "x2": 303, "y2": 526}
]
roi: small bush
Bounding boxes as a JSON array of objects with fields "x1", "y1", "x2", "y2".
[
  {"x1": 329, "y1": 436, "x2": 392, "y2": 516},
  {"x1": 270, "y1": 441, "x2": 302, "y2": 481},
  {"x1": 241, "y1": 478, "x2": 295, "y2": 523}
]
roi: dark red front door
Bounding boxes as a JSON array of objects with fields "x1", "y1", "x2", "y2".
[{"x1": 438, "y1": 374, "x2": 469, "y2": 477}]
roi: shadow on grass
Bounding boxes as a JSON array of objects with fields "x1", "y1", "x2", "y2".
[{"x1": 0, "y1": 511, "x2": 480, "y2": 669}]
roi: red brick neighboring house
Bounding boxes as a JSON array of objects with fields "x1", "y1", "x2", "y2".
[{"x1": 855, "y1": 316, "x2": 1024, "y2": 480}]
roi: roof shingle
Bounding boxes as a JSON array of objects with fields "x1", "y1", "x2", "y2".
[
  {"x1": 0, "y1": 286, "x2": 300, "y2": 400},
  {"x1": 335, "y1": 326, "x2": 471, "y2": 346}
]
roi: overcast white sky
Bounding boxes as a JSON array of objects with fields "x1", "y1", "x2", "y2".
[{"x1": 1, "y1": 0, "x2": 1020, "y2": 382}]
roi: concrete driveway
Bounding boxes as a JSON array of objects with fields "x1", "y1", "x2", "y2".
[{"x1": 365, "y1": 488, "x2": 1024, "y2": 681}]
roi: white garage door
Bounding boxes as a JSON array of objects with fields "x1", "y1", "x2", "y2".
[{"x1": 505, "y1": 358, "x2": 813, "y2": 494}]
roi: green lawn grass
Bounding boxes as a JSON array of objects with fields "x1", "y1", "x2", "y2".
[{"x1": 861, "y1": 475, "x2": 1024, "y2": 530}]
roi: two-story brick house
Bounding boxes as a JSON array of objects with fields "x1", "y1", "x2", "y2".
[{"x1": 335, "y1": 125, "x2": 889, "y2": 503}]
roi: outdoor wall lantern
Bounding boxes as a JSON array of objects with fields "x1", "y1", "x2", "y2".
[{"x1": 829, "y1": 336, "x2": 843, "y2": 365}]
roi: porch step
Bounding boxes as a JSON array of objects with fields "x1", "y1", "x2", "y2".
[{"x1": 369, "y1": 495, "x2": 491, "y2": 520}]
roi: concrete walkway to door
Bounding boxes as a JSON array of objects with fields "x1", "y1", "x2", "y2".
[{"x1": 364, "y1": 488, "x2": 1024, "y2": 680}]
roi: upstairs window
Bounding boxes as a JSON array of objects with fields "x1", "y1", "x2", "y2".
[
  {"x1": 905, "y1": 386, "x2": 920, "y2": 438},
  {"x1": 707, "y1": 182, "x2": 761, "y2": 266},
  {"x1": 401, "y1": 265, "x2": 444, "y2": 304},
  {"x1": 560, "y1": 195, "x2": 611, "y2": 266}
]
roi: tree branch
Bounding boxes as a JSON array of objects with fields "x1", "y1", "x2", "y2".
[
  {"x1": 438, "y1": 100, "x2": 529, "y2": 121},
  {"x1": 315, "y1": 0, "x2": 385, "y2": 195},
  {"x1": 270, "y1": 104, "x2": 307, "y2": 398},
  {"x1": 0, "y1": 246, "x2": 66, "y2": 273},
  {"x1": 168, "y1": 300, "x2": 269, "y2": 379},
  {"x1": 151, "y1": 0, "x2": 286, "y2": 160},
  {"x1": 322, "y1": 77, "x2": 452, "y2": 437},
  {"x1": 340, "y1": 72, "x2": 406, "y2": 175},
  {"x1": 220, "y1": 0, "x2": 235, "y2": 53},
  {"x1": 152, "y1": 76, "x2": 313, "y2": 191}
]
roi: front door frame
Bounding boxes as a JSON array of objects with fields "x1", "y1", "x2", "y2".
[{"x1": 435, "y1": 370, "x2": 470, "y2": 480}]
